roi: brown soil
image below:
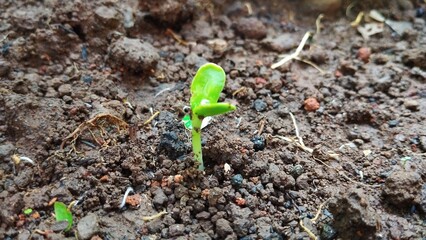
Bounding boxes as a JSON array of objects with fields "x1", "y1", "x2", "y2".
[{"x1": 1, "y1": 0, "x2": 425, "y2": 239}]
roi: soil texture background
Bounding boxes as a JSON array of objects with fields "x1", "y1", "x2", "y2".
[{"x1": 0, "y1": 0, "x2": 425, "y2": 239}]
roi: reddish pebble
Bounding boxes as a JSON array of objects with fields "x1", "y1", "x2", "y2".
[
  {"x1": 174, "y1": 174, "x2": 183, "y2": 183},
  {"x1": 255, "y1": 77, "x2": 267, "y2": 84},
  {"x1": 334, "y1": 69, "x2": 343, "y2": 78},
  {"x1": 304, "y1": 98, "x2": 320, "y2": 112},
  {"x1": 99, "y1": 175, "x2": 109, "y2": 182},
  {"x1": 235, "y1": 197, "x2": 246, "y2": 206},
  {"x1": 357, "y1": 47, "x2": 371, "y2": 63},
  {"x1": 125, "y1": 194, "x2": 142, "y2": 207}
]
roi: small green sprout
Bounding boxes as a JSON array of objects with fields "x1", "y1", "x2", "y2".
[
  {"x1": 54, "y1": 201, "x2": 73, "y2": 232},
  {"x1": 23, "y1": 208, "x2": 33, "y2": 215},
  {"x1": 189, "y1": 63, "x2": 236, "y2": 170}
]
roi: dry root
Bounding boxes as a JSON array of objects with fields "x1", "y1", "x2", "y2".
[{"x1": 61, "y1": 113, "x2": 128, "y2": 152}]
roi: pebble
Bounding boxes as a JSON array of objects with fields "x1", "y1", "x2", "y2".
[
  {"x1": 215, "y1": 218, "x2": 233, "y2": 237},
  {"x1": 321, "y1": 224, "x2": 337, "y2": 240},
  {"x1": 195, "y1": 211, "x2": 211, "y2": 220},
  {"x1": 289, "y1": 164, "x2": 304, "y2": 178},
  {"x1": 168, "y1": 224, "x2": 185, "y2": 237},
  {"x1": 0, "y1": 143, "x2": 15, "y2": 158},
  {"x1": 231, "y1": 174, "x2": 244, "y2": 187},
  {"x1": 193, "y1": 233, "x2": 212, "y2": 240},
  {"x1": 357, "y1": 47, "x2": 371, "y2": 63},
  {"x1": 262, "y1": 33, "x2": 298, "y2": 52},
  {"x1": 253, "y1": 99, "x2": 267, "y2": 112},
  {"x1": 94, "y1": 5, "x2": 121, "y2": 29},
  {"x1": 251, "y1": 136, "x2": 265, "y2": 151},
  {"x1": 0, "y1": 58, "x2": 10, "y2": 77},
  {"x1": 233, "y1": 219, "x2": 251, "y2": 237},
  {"x1": 57, "y1": 84, "x2": 72, "y2": 97},
  {"x1": 158, "y1": 131, "x2": 187, "y2": 160},
  {"x1": 234, "y1": 17, "x2": 267, "y2": 39},
  {"x1": 388, "y1": 120, "x2": 399, "y2": 128},
  {"x1": 403, "y1": 99, "x2": 419, "y2": 111},
  {"x1": 304, "y1": 98, "x2": 320, "y2": 112},
  {"x1": 153, "y1": 188, "x2": 168, "y2": 206},
  {"x1": 77, "y1": 213, "x2": 100, "y2": 240},
  {"x1": 402, "y1": 48, "x2": 426, "y2": 69},
  {"x1": 416, "y1": 7, "x2": 425, "y2": 18},
  {"x1": 51, "y1": 221, "x2": 69, "y2": 232}
]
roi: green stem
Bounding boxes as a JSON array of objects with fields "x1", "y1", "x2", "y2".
[{"x1": 191, "y1": 114, "x2": 204, "y2": 170}]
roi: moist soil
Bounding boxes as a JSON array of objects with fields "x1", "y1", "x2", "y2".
[{"x1": 1, "y1": 0, "x2": 426, "y2": 239}]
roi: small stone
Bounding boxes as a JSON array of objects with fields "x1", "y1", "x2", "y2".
[
  {"x1": 207, "y1": 38, "x2": 228, "y2": 56},
  {"x1": 234, "y1": 17, "x2": 267, "y2": 39},
  {"x1": 353, "y1": 139, "x2": 364, "y2": 146},
  {"x1": 388, "y1": 120, "x2": 399, "y2": 128},
  {"x1": 262, "y1": 33, "x2": 298, "y2": 52},
  {"x1": 402, "y1": 48, "x2": 426, "y2": 69},
  {"x1": 251, "y1": 136, "x2": 265, "y2": 151},
  {"x1": 231, "y1": 174, "x2": 244, "y2": 187},
  {"x1": 216, "y1": 218, "x2": 233, "y2": 237},
  {"x1": 77, "y1": 213, "x2": 100, "y2": 240},
  {"x1": 94, "y1": 5, "x2": 121, "y2": 29},
  {"x1": 0, "y1": 58, "x2": 10, "y2": 77},
  {"x1": 253, "y1": 99, "x2": 267, "y2": 112},
  {"x1": 289, "y1": 164, "x2": 304, "y2": 178},
  {"x1": 153, "y1": 188, "x2": 168, "y2": 206},
  {"x1": 233, "y1": 218, "x2": 252, "y2": 237},
  {"x1": 168, "y1": 224, "x2": 185, "y2": 237},
  {"x1": 404, "y1": 99, "x2": 419, "y2": 111},
  {"x1": 416, "y1": 7, "x2": 425, "y2": 18},
  {"x1": 321, "y1": 224, "x2": 337, "y2": 240},
  {"x1": 357, "y1": 47, "x2": 371, "y2": 63},
  {"x1": 304, "y1": 97, "x2": 320, "y2": 112},
  {"x1": 0, "y1": 143, "x2": 15, "y2": 158},
  {"x1": 193, "y1": 232, "x2": 212, "y2": 240},
  {"x1": 195, "y1": 211, "x2": 211, "y2": 220},
  {"x1": 58, "y1": 84, "x2": 72, "y2": 97},
  {"x1": 51, "y1": 221, "x2": 70, "y2": 232}
]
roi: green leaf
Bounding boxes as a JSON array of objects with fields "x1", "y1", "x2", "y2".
[
  {"x1": 23, "y1": 208, "x2": 33, "y2": 215},
  {"x1": 54, "y1": 202, "x2": 73, "y2": 232},
  {"x1": 190, "y1": 63, "x2": 226, "y2": 109},
  {"x1": 193, "y1": 103, "x2": 236, "y2": 117}
]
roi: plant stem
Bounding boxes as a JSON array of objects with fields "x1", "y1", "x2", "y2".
[{"x1": 191, "y1": 114, "x2": 204, "y2": 170}]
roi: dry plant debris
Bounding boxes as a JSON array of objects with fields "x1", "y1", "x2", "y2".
[{"x1": 61, "y1": 113, "x2": 128, "y2": 151}]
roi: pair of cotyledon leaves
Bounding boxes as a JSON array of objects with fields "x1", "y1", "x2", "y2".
[{"x1": 190, "y1": 63, "x2": 236, "y2": 119}]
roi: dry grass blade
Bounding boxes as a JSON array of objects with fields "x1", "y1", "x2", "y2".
[{"x1": 271, "y1": 31, "x2": 312, "y2": 69}]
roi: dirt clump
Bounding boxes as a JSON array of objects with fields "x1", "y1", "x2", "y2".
[
  {"x1": 108, "y1": 37, "x2": 160, "y2": 74},
  {"x1": 234, "y1": 17, "x2": 267, "y2": 39},
  {"x1": 382, "y1": 169, "x2": 422, "y2": 207},
  {"x1": 329, "y1": 188, "x2": 378, "y2": 240},
  {"x1": 140, "y1": 0, "x2": 197, "y2": 27}
]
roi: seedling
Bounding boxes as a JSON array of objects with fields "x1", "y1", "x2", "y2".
[
  {"x1": 189, "y1": 63, "x2": 236, "y2": 170},
  {"x1": 53, "y1": 201, "x2": 73, "y2": 232},
  {"x1": 23, "y1": 208, "x2": 33, "y2": 215}
]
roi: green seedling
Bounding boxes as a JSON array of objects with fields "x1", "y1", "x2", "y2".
[
  {"x1": 54, "y1": 202, "x2": 73, "y2": 232},
  {"x1": 23, "y1": 208, "x2": 33, "y2": 215},
  {"x1": 189, "y1": 63, "x2": 236, "y2": 170}
]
